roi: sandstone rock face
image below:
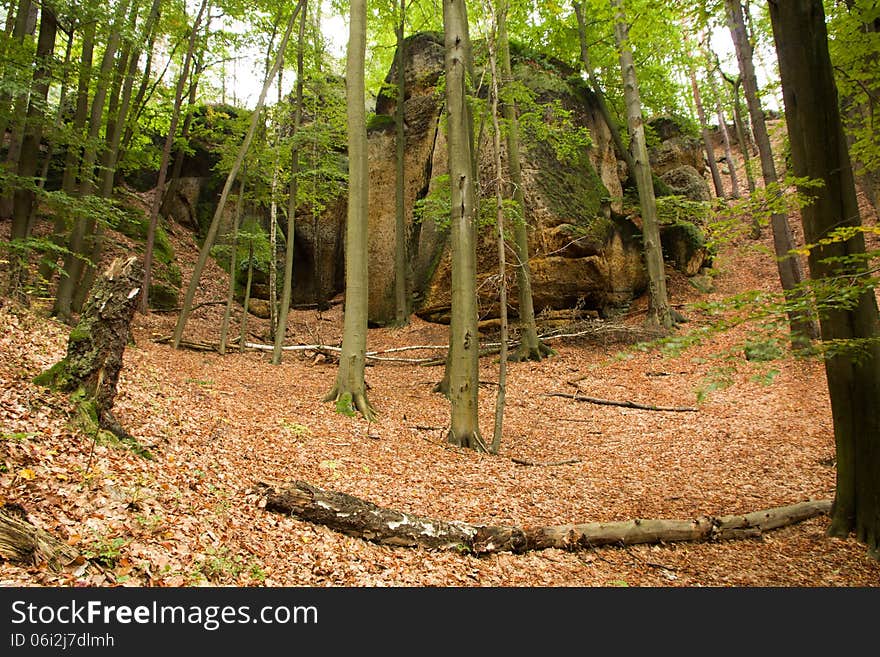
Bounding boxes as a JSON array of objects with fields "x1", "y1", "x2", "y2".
[
  {"x1": 647, "y1": 115, "x2": 711, "y2": 202},
  {"x1": 366, "y1": 33, "x2": 643, "y2": 325}
]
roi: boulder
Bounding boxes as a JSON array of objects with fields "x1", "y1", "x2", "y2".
[{"x1": 660, "y1": 165, "x2": 712, "y2": 202}]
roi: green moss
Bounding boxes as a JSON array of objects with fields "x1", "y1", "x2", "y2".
[
  {"x1": 367, "y1": 113, "x2": 397, "y2": 133},
  {"x1": 532, "y1": 140, "x2": 608, "y2": 225},
  {"x1": 113, "y1": 206, "x2": 175, "y2": 265},
  {"x1": 334, "y1": 393, "x2": 358, "y2": 417},
  {"x1": 148, "y1": 282, "x2": 179, "y2": 310},
  {"x1": 33, "y1": 360, "x2": 69, "y2": 390}
]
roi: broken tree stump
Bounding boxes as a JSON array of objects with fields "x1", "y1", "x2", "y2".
[
  {"x1": 258, "y1": 480, "x2": 832, "y2": 555},
  {"x1": 34, "y1": 256, "x2": 144, "y2": 445}
]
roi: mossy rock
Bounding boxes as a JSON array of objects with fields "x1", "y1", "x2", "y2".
[
  {"x1": 367, "y1": 113, "x2": 397, "y2": 134},
  {"x1": 532, "y1": 140, "x2": 608, "y2": 225},
  {"x1": 149, "y1": 282, "x2": 179, "y2": 311}
]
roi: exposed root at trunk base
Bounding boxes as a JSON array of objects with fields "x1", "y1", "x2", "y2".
[
  {"x1": 323, "y1": 387, "x2": 378, "y2": 422},
  {"x1": 258, "y1": 480, "x2": 833, "y2": 555},
  {"x1": 511, "y1": 339, "x2": 555, "y2": 362}
]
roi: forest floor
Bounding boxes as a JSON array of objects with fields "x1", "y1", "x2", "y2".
[{"x1": 2, "y1": 180, "x2": 880, "y2": 588}]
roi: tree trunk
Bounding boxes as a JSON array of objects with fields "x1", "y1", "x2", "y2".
[
  {"x1": 50, "y1": 18, "x2": 95, "y2": 319},
  {"x1": 34, "y1": 257, "x2": 143, "y2": 441},
  {"x1": 272, "y1": 3, "x2": 307, "y2": 365},
  {"x1": 219, "y1": 179, "x2": 245, "y2": 356},
  {"x1": 500, "y1": 16, "x2": 552, "y2": 362},
  {"x1": 261, "y1": 480, "x2": 832, "y2": 554},
  {"x1": 6, "y1": 2, "x2": 56, "y2": 297},
  {"x1": 574, "y1": 2, "x2": 636, "y2": 177},
  {"x1": 392, "y1": 0, "x2": 409, "y2": 327},
  {"x1": 324, "y1": 0, "x2": 375, "y2": 420},
  {"x1": 142, "y1": 0, "x2": 208, "y2": 313},
  {"x1": 239, "y1": 241, "x2": 254, "y2": 353},
  {"x1": 705, "y1": 56, "x2": 740, "y2": 199},
  {"x1": 0, "y1": 0, "x2": 35, "y2": 220},
  {"x1": 689, "y1": 68, "x2": 725, "y2": 198},
  {"x1": 172, "y1": 0, "x2": 305, "y2": 348},
  {"x1": 769, "y1": 0, "x2": 880, "y2": 559},
  {"x1": 487, "y1": 3, "x2": 509, "y2": 455},
  {"x1": 725, "y1": 0, "x2": 816, "y2": 344},
  {"x1": 55, "y1": 0, "x2": 130, "y2": 318},
  {"x1": 75, "y1": 0, "x2": 162, "y2": 308},
  {"x1": 612, "y1": 0, "x2": 673, "y2": 331},
  {"x1": 0, "y1": 506, "x2": 80, "y2": 571},
  {"x1": 443, "y1": 0, "x2": 484, "y2": 451}
]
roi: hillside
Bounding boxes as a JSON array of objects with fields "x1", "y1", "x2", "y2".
[{"x1": 1, "y1": 175, "x2": 879, "y2": 586}]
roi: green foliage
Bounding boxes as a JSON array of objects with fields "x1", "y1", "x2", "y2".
[
  {"x1": 83, "y1": 536, "x2": 128, "y2": 568},
  {"x1": 655, "y1": 195, "x2": 711, "y2": 226},
  {"x1": 707, "y1": 176, "x2": 823, "y2": 252},
  {"x1": 413, "y1": 174, "x2": 452, "y2": 230}
]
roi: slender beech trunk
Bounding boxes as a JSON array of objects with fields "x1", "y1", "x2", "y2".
[
  {"x1": 574, "y1": 2, "x2": 636, "y2": 178},
  {"x1": 324, "y1": 0, "x2": 375, "y2": 420},
  {"x1": 725, "y1": 0, "x2": 816, "y2": 344},
  {"x1": 142, "y1": 0, "x2": 208, "y2": 313},
  {"x1": 720, "y1": 69, "x2": 757, "y2": 196},
  {"x1": 443, "y1": 0, "x2": 484, "y2": 451},
  {"x1": 6, "y1": 2, "x2": 56, "y2": 297},
  {"x1": 392, "y1": 0, "x2": 409, "y2": 326},
  {"x1": 120, "y1": 13, "x2": 161, "y2": 156},
  {"x1": 486, "y1": 5, "x2": 508, "y2": 455},
  {"x1": 272, "y1": 3, "x2": 307, "y2": 365},
  {"x1": 267, "y1": 62, "x2": 284, "y2": 342},
  {"x1": 0, "y1": 0, "x2": 35, "y2": 220},
  {"x1": 769, "y1": 0, "x2": 880, "y2": 559},
  {"x1": 499, "y1": 15, "x2": 552, "y2": 362},
  {"x1": 239, "y1": 241, "x2": 254, "y2": 353},
  {"x1": 705, "y1": 56, "x2": 740, "y2": 199},
  {"x1": 689, "y1": 67, "x2": 725, "y2": 198},
  {"x1": 75, "y1": 0, "x2": 154, "y2": 311},
  {"x1": 219, "y1": 176, "x2": 245, "y2": 356},
  {"x1": 612, "y1": 0, "x2": 673, "y2": 331},
  {"x1": 32, "y1": 26, "x2": 73, "y2": 243},
  {"x1": 55, "y1": 0, "x2": 128, "y2": 318},
  {"x1": 173, "y1": 0, "x2": 305, "y2": 348}
]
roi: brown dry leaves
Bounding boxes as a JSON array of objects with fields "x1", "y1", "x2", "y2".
[{"x1": 2, "y1": 203, "x2": 879, "y2": 588}]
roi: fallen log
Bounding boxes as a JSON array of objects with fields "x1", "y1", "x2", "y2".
[
  {"x1": 258, "y1": 481, "x2": 832, "y2": 554},
  {"x1": 0, "y1": 506, "x2": 81, "y2": 571}
]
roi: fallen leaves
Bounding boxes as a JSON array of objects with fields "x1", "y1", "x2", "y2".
[{"x1": 1, "y1": 203, "x2": 879, "y2": 588}]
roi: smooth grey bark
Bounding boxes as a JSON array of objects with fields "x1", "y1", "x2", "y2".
[
  {"x1": 725, "y1": 0, "x2": 816, "y2": 344},
  {"x1": 704, "y1": 55, "x2": 740, "y2": 199},
  {"x1": 392, "y1": 0, "x2": 409, "y2": 327},
  {"x1": 487, "y1": 5, "x2": 508, "y2": 455},
  {"x1": 172, "y1": 0, "x2": 305, "y2": 348},
  {"x1": 272, "y1": 2, "x2": 307, "y2": 365},
  {"x1": 499, "y1": 16, "x2": 552, "y2": 362},
  {"x1": 612, "y1": 0, "x2": 673, "y2": 330},
  {"x1": 324, "y1": 0, "x2": 376, "y2": 420},
  {"x1": 688, "y1": 67, "x2": 725, "y2": 198},
  {"x1": 6, "y1": 1, "x2": 56, "y2": 297},
  {"x1": 219, "y1": 177, "x2": 245, "y2": 356},
  {"x1": 770, "y1": 0, "x2": 880, "y2": 559},
  {"x1": 142, "y1": 0, "x2": 208, "y2": 313},
  {"x1": 55, "y1": 0, "x2": 129, "y2": 318},
  {"x1": 443, "y1": 0, "x2": 484, "y2": 451}
]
